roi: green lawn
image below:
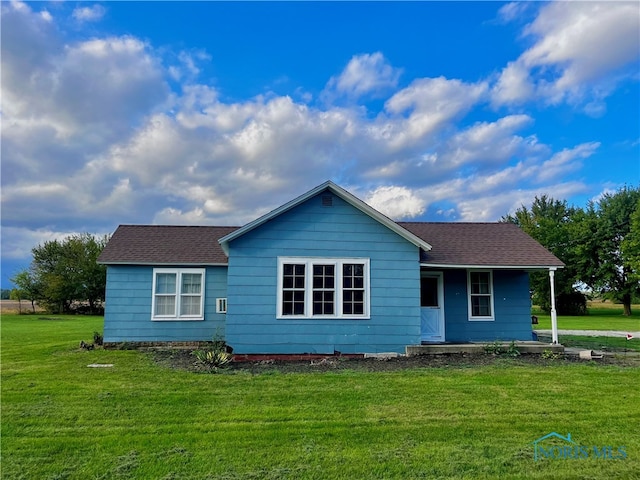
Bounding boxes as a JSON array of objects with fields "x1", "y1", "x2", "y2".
[
  {"x1": 533, "y1": 304, "x2": 640, "y2": 331},
  {"x1": 558, "y1": 335, "x2": 640, "y2": 352},
  {"x1": 2, "y1": 314, "x2": 640, "y2": 479}
]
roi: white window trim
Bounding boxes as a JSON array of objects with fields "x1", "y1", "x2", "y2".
[
  {"x1": 151, "y1": 268, "x2": 205, "y2": 321},
  {"x1": 277, "y1": 257, "x2": 370, "y2": 319},
  {"x1": 216, "y1": 297, "x2": 227, "y2": 314},
  {"x1": 467, "y1": 270, "x2": 495, "y2": 321}
]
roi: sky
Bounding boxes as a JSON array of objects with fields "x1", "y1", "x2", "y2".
[{"x1": 1, "y1": 1, "x2": 639, "y2": 289}]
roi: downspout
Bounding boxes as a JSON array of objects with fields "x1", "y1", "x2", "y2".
[{"x1": 549, "y1": 268, "x2": 558, "y2": 344}]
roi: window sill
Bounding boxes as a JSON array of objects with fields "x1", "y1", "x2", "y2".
[
  {"x1": 276, "y1": 316, "x2": 370, "y2": 320},
  {"x1": 468, "y1": 317, "x2": 495, "y2": 322},
  {"x1": 151, "y1": 317, "x2": 205, "y2": 322}
]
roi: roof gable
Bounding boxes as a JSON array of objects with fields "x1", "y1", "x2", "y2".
[
  {"x1": 97, "y1": 225, "x2": 238, "y2": 265},
  {"x1": 218, "y1": 181, "x2": 432, "y2": 255}
]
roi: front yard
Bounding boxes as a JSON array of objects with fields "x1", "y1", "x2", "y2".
[{"x1": 2, "y1": 314, "x2": 639, "y2": 479}]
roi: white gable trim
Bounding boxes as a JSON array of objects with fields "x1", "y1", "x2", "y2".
[{"x1": 219, "y1": 181, "x2": 432, "y2": 255}]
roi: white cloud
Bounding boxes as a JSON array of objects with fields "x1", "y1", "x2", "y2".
[
  {"x1": 382, "y1": 77, "x2": 488, "y2": 150},
  {"x1": 72, "y1": 4, "x2": 106, "y2": 23},
  {"x1": 324, "y1": 52, "x2": 402, "y2": 100},
  {"x1": 365, "y1": 186, "x2": 426, "y2": 220},
  {"x1": 536, "y1": 142, "x2": 600, "y2": 183},
  {"x1": 492, "y1": 2, "x2": 640, "y2": 110},
  {"x1": 440, "y1": 115, "x2": 540, "y2": 168}
]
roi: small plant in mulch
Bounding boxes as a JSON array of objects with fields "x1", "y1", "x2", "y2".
[
  {"x1": 506, "y1": 340, "x2": 521, "y2": 357},
  {"x1": 484, "y1": 340, "x2": 521, "y2": 357},
  {"x1": 93, "y1": 331, "x2": 104, "y2": 346},
  {"x1": 484, "y1": 339, "x2": 504, "y2": 355},
  {"x1": 541, "y1": 349, "x2": 561, "y2": 360},
  {"x1": 192, "y1": 334, "x2": 233, "y2": 372}
]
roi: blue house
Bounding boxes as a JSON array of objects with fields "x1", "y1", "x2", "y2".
[{"x1": 98, "y1": 181, "x2": 564, "y2": 355}]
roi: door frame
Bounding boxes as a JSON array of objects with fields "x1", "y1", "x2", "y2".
[{"x1": 420, "y1": 271, "x2": 445, "y2": 343}]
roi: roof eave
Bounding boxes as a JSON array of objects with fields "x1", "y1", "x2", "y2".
[
  {"x1": 420, "y1": 263, "x2": 565, "y2": 270},
  {"x1": 98, "y1": 261, "x2": 229, "y2": 267}
]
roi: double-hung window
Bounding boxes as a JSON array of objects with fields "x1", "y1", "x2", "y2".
[
  {"x1": 152, "y1": 268, "x2": 205, "y2": 320},
  {"x1": 278, "y1": 257, "x2": 370, "y2": 319},
  {"x1": 468, "y1": 270, "x2": 494, "y2": 321}
]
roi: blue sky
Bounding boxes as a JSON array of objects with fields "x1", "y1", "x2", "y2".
[{"x1": 2, "y1": 1, "x2": 639, "y2": 289}]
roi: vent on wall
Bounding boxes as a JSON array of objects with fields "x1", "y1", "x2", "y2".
[{"x1": 321, "y1": 195, "x2": 333, "y2": 207}]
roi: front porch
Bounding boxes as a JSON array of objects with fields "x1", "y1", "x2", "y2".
[{"x1": 406, "y1": 341, "x2": 564, "y2": 356}]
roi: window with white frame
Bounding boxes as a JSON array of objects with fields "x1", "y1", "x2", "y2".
[
  {"x1": 277, "y1": 257, "x2": 370, "y2": 319},
  {"x1": 468, "y1": 270, "x2": 494, "y2": 320},
  {"x1": 216, "y1": 297, "x2": 227, "y2": 314},
  {"x1": 152, "y1": 268, "x2": 205, "y2": 320}
]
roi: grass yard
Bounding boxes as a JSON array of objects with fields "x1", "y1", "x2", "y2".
[
  {"x1": 558, "y1": 335, "x2": 640, "y2": 353},
  {"x1": 2, "y1": 314, "x2": 640, "y2": 479},
  {"x1": 533, "y1": 302, "x2": 640, "y2": 332}
]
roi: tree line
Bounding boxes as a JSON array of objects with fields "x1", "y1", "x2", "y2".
[
  {"x1": 503, "y1": 185, "x2": 640, "y2": 316},
  {"x1": 10, "y1": 234, "x2": 108, "y2": 314}
]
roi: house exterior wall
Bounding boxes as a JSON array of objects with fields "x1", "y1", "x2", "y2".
[
  {"x1": 442, "y1": 269, "x2": 532, "y2": 342},
  {"x1": 225, "y1": 191, "x2": 421, "y2": 354},
  {"x1": 103, "y1": 265, "x2": 227, "y2": 343}
]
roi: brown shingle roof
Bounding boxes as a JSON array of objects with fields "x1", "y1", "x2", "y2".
[
  {"x1": 399, "y1": 222, "x2": 564, "y2": 268},
  {"x1": 98, "y1": 222, "x2": 563, "y2": 269},
  {"x1": 98, "y1": 225, "x2": 239, "y2": 265}
]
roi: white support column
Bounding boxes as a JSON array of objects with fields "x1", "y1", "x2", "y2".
[{"x1": 549, "y1": 268, "x2": 558, "y2": 344}]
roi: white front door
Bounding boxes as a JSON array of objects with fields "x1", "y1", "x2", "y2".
[{"x1": 421, "y1": 272, "x2": 445, "y2": 343}]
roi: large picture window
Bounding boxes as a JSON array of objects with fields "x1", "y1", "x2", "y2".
[
  {"x1": 152, "y1": 268, "x2": 205, "y2": 320},
  {"x1": 467, "y1": 270, "x2": 494, "y2": 321},
  {"x1": 277, "y1": 258, "x2": 370, "y2": 319}
]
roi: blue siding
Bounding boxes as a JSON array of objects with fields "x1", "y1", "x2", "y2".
[
  {"x1": 226, "y1": 191, "x2": 421, "y2": 354},
  {"x1": 103, "y1": 265, "x2": 228, "y2": 343},
  {"x1": 442, "y1": 270, "x2": 532, "y2": 342}
]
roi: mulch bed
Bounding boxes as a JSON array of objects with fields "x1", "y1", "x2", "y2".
[{"x1": 151, "y1": 349, "x2": 640, "y2": 374}]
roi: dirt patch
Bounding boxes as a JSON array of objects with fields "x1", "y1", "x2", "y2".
[{"x1": 151, "y1": 350, "x2": 640, "y2": 374}]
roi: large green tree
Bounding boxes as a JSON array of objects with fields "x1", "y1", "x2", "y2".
[
  {"x1": 26, "y1": 233, "x2": 108, "y2": 313},
  {"x1": 575, "y1": 186, "x2": 640, "y2": 316},
  {"x1": 621, "y1": 199, "x2": 640, "y2": 285},
  {"x1": 503, "y1": 195, "x2": 582, "y2": 313}
]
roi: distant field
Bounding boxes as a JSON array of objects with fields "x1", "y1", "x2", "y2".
[
  {"x1": 0, "y1": 299, "x2": 44, "y2": 314},
  {"x1": 2, "y1": 314, "x2": 640, "y2": 479}
]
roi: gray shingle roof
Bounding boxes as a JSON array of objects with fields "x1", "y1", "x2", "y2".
[
  {"x1": 399, "y1": 222, "x2": 564, "y2": 268},
  {"x1": 97, "y1": 225, "x2": 239, "y2": 265}
]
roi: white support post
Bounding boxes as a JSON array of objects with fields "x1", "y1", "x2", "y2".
[{"x1": 549, "y1": 268, "x2": 558, "y2": 344}]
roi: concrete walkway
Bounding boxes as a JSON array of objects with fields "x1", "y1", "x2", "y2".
[{"x1": 535, "y1": 329, "x2": 639, "y2": 338}]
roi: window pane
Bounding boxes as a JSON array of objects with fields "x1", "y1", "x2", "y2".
[
  {"x1": 470, "y1": 272, "x2": 490, "y2": 295},
  {"x1": 352, "y1": 302, "x2": 364, "y2": 315},
  {"x1": 421, "y1": 277, "x2": 438, "y2": 307},
  {"x1": 181, "y1": 273, "x2": 201, "y2": 294},
  {"x1": 156, "y1": 273, "x2": 176, "y2": 294},
  {"x1": 343, "y1": 263, "x2": 365, "y2": 316},
  {"x1": 155, "y1": 296, "x2": 175, "y2": 316},
  {"x1": 283, "y1": 264, "x2": 305, "y2": 290},
  {"x1": 282, "y1": 287, "x2": 305, "y2": 315},
  {"x1": 180, "y1": 296, "x2": 201, "y2": 316},
  {"x1": 472, "y1": 296, "x2": 491, "y2": 317},
  {"x1": 313, "y1": 291, "x2": 334, "y2": 315}
]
